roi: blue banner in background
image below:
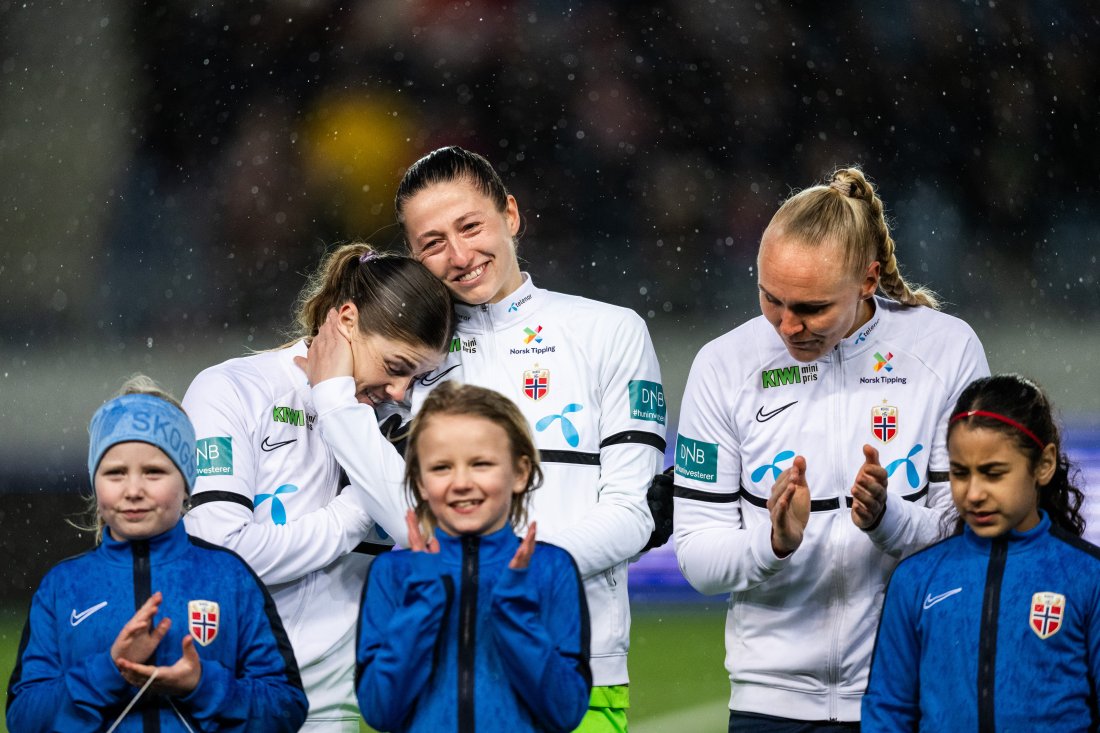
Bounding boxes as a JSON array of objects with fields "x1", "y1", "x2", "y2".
[{"x1": 632, "y1": 421, "x2": 1100, "y2": 602}]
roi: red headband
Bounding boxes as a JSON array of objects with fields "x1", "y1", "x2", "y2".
[{"x1": 950, "y1": 410, "x2": 1046, "y2": 450}]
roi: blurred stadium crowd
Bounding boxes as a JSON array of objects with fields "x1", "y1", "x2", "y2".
[{"x1": 2, "y1": 0, "x2": 1097, "y2": 345}]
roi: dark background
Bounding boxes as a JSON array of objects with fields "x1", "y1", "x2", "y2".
[{"x1": 2, "y1": 1, "x2": 1098, "y2": 603}]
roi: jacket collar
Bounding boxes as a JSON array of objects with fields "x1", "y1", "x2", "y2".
[
  {"x1": 963, "y1": 511, "x2": 1052, "y2": 554},
  {"x1": 98, "y1": 520, "x2": 191, "y2": 566},
  {"x1": 453, "y1": 273, "x2": 541, "y2": 333},
  {"x1": 433, "y1": 524, "x2": 520, "y2": 566}
]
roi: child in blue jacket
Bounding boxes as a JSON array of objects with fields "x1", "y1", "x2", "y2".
[
  {"x1": 6, "y1": 376, "x2": 308, "y2": 732},
  {"x1": 863, "y1": 374, "x2": 1099, "y2": 731},
  {"x1": 355, "y1": 381, "x2": 591, "y2": 732}
]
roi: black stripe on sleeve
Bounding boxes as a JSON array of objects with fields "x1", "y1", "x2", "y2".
[
  {"x1": 352, "y1": 542, "x2": 394, "y2": 556},
  {"x1": 599, "y1": 431, "x2": 667, "y2": 453},
  {"x1": 539, "y1": 450, "x2": 600, "y2": 466},
  {"x1": 673, "y1": 485, "x2": 738, "y2": 503},
  {"x1": 189, "y1": 490, "x2": 254, "y2": 512},
  {"x1": 928, "y1": 471, "x2": 949, "y2": 484}
]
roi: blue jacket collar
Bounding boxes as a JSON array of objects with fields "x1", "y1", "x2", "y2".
[
  {"x1": 434, "y1": 524, "x2": 520, "y2": 565},
  {"x1": 963, "y1": 510, "x2": 1051, "y2": 554},
  {"x1": 98, "y1": 520, "x2": 191, "y2": 566}
]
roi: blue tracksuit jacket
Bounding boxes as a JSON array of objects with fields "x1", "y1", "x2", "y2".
[
  {"x1": 6, "y1": 522, "x2": 308, "y2": 732},
  {"x1": 355, "y1": 525, "x2": 591, "y2": 732},
  {"x1": 863, "y1": 512, "x2": 1100, "y2": 731}
]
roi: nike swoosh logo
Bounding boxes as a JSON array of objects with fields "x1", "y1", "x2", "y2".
[
  {"x1": 70, "y1": 601, "x2": 108, "y2": 626},
  {"x1": 755, "y1": 401, "x2": 798, "y2": 422},
  {"x1": 923, "y1": 587, "x2": 962, "y2": 609},
  {"x1": 417, "y1": 363, "x2": 460, "y2": 387},
  {"x1": 261, "y1": 437, "x2": 297, "y2": 452}
]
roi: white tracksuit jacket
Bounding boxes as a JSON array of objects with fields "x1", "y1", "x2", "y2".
[
  {"x1": 318, "y1": 274, "x2": 666, "y2": 686},
  {"x1": 672, "y1": 297, "x2": 989, "y2": 722},
  {"x1": 182, "y1": 342, "x2": 409, "y2": 725}
]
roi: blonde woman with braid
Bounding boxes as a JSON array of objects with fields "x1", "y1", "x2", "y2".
[{"x1": 673, "y1": 168, "x2": 990, "y2": 731}]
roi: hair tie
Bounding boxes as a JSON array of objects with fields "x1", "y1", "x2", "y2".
[
  {"x1": 829, "y1": 177, "x2": 859, "y2": 198},
  {"x1": 950, "y1": 409, "x2": 1046, "y2": 450},
  {"x1": 360, "y1": 251, "x2": 382, "y2": 264}
]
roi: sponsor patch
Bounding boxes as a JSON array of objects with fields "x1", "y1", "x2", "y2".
[
  {"x1": 272, "y1": 406, "x2": 305, "y2": 426},
  {"x1": 450, "y1": 336, "x2": 477, "y2": 354},
  {"x1": 873, "y1": 351, "x2": 894, "y2": 372},
  {"x1": 196, "y1": 437, "x2": 232, "y2": 476},
  {"x1": 675, "y1": 436, "x2": 719, "y2": 483},
  {"x1": 508, "y1": 294, "x2": 532, "y2": 312},
  {"x1": 628, "y1": 380, "x2": 666, "y2": 424},
  {"x1": 535, "y1": 404, "x2": 584, "y2": 447},
  {"x1": 1030, "y1": 592, "x2": 1065, "y2": 639},
  {"x1": 523, "y1": 325, "x2": 543, "y2": 344},
  {"x1": 188, "y1": 600, "x2": 219, "y2": 646},
  {"x1": 872, "y1": 403, "x2": 898, "y2": 443},
  {"x1": 761, "y1": 363, "x2": 818, "y2": 389}
]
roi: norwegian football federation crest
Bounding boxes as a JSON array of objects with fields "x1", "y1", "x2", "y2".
[
  {"x1": 188, "y1": 600, "x2": 220, "y2": 646},
  {"x1": 523, "y1": 368, "x2": 550, "y2": 401},
  {"x1": 1030, "y1": 592, "x2": 1065, "y2": 639},
  {"x1": 872, "y1": 404, "x2": 898, "y2": 443}
]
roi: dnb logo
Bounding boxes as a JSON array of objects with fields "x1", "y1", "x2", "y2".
[
  {"x1": 1030, "y1": 592, "x2": 1066, "y2": 639},
  {"x1": 188, "y1": 600, "x2": 219, "y2": 646}
]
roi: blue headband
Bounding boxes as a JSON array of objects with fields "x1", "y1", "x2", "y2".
[{"x1": 87, "y1": 393, "x2": 197, "y2": 493}]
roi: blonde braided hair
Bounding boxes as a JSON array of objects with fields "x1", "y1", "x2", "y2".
[{"x1": 767, "y1": 167, "x2": 940, "y2": 310}]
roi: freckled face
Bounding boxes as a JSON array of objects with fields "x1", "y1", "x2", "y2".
[
  {"x1": 757, "y1": 232, "x2": 878, "y2": 362},
  {"x1": 402, "y1": 179, "x2": 523, "y2": 306}
]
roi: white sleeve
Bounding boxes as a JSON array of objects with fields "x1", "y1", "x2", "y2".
[
  {"x1": 310, "y1": 377, "x2": 412, "y2": 548},
  {"x1": 672, "y1": 344, "x2": 791, "y2": 595},
  {"x1": 864, "y1": 324, "x2": 990, "y2": 557},
  {"x1": 182, "y1": 367, "x2": 374, "y2": 586},
  {"x1": 544, "y1": 312, "x2": 663, "y2": 579}
]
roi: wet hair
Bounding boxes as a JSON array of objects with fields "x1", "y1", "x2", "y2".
[
  {"x1": 404, "y1": 381, "x2": 543, "y2": 536},
  {"x1": 764, "y1": 167, "x2": 940, "y2": 309},
  {"x1": 292, "y1": 242, "x2": 454, "y2": 353},
  {"x1": 948, "y1": 374, "x2": 1085, "y2": 536},
  {"x1": 394, "y1": 145, "x2": 510, "y2": 232},
  {"x1": 75, "y1": 375, "x2": 189, "y2": 543}
]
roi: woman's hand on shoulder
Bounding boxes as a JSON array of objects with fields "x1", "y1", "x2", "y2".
[{"x1": 294, "y1": 308, "x2": 354, "y2": 386}]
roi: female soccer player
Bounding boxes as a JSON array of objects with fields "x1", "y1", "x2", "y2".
[
  {"x1": 863, "y1": 374, "x2": 1097, "y2": 731},
  {"x1": 7, "y1": 376, "x2": 307, "y2": 732},
  {"x1": 673, "y1": 168, "x2": 990, "y2": 730},
  {"x1": 182, "y1": 244, "x2": 454, "y2": 731},
  {"x1": 301, "y1": 146, "x2": 665, "y2": 730},
  {"x1": 357, "y1": 382, "x2": 591, "y2": 732}
]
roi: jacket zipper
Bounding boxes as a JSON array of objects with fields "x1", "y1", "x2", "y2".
[
  {"x1": 458, "y1": 535, "x2": 480, "y2": 733},
  {"x1": 826, "y1": 347, "x2": 844, "y2": 721},
  {"x1": 978, "y1": 539, "x2": 1008, "y2": 733},
  {"x1": 131, "y1": 540, "x2": 160, "y2": 733}
]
